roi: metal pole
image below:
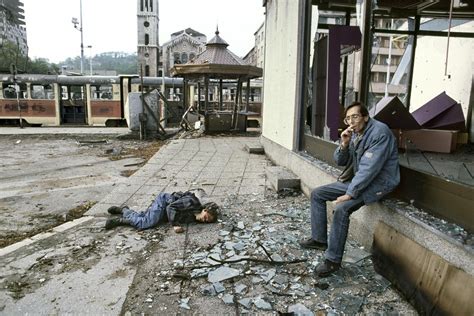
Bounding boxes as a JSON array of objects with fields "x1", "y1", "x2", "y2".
[
  {"x1": 444, "y1": 0, "x2": 454, "y2": 76},
  {"x1": 80, "y1": 0, "x2": 84, "y2": 74},
  {"x1": 358, "y1": 0, "x2": 373, "y2": 104},
  {"x1": 140, "y1": 65, "x2": 146, "y2": 140},
  {"x1": 385, "y1": 19, "x2": 393, "y2": 97},
  {"x1": 87, "y1": 45, "x2": 93, "y2": 75},
  {"x1": 406, "y1": 16, "x2": 420, "y2": 111}
]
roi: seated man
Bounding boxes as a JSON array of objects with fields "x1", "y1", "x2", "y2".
[
  {"x1": 105, "y1": 191, "x2": 219, "y2": 233},
  {"x1": 299, "y1": 101, "x2": 399, "y2": 277}
]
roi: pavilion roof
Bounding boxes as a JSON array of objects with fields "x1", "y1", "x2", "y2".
[{"x1": 170, "y1": 28, "x2": 262, "y2": 80}]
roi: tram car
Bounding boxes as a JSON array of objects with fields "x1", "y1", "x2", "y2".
[
  {"x1": 0, "y1": 74, "x2": 184, "y2": 127},
  {"x1": 0, "y1": 74, "x2": 262, "y2": 127}
]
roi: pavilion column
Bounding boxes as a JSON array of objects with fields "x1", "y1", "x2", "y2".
[
  {"x1": 219, "y1": 79, "x2": 223, "y2": 111},
  {"x1": 245, "y1": 78, "x2": 250, "y2": 112},
  {"x1": 183, "y1": 79, "x2": 188, "y2": 108},
  {"x1": 189, "y1": 84, "x2": 195, "y2": 110},
  {"x1": 197, "y1": 81, "x2": 201, "y2": 111},
  {"x1": 204, "y1": 75, "x2": 209, "y2": 113},
  {"x1": 233, "y1": 78, "x2": 242, "y2": 129}
]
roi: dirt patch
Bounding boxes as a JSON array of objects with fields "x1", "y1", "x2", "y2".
[
  {"x1": 0, "y1": 135, "x2": 164, "y2": 249},
  {"x1": 0, "y1": 201, "x2": 97, "y2": 248}
]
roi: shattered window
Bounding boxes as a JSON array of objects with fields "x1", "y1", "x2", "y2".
[
  {"x1": 91, "y1": 85, "x2": 113, "y2": 100},
  {"x1": 31, "y1": 84, "x2": 54, "y2": 100},
  {"x1": 2, "y1": 83, "x2": 26, "y2": 99}
]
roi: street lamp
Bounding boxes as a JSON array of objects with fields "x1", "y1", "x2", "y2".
[
  {"x1": 71, "y1": 0, "x2": 84, "y2": 74},
  {"x1": 87, "y1": 45, "x2": 93, "y2": 75}
]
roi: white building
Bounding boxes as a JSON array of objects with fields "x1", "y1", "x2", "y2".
[{"x1": 161, "y1": 28, "x2": 206, "y2": 77}]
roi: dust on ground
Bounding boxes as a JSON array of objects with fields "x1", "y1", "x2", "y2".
[{"x1": 0, "y1": 134, "x2": 164, "y2": 248}]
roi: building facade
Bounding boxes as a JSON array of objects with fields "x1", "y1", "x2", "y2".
[
  {"x1": 244, "y1": 22, "x2": 265, "y2": 71},
  {"x1": 161, "y1": 28, "x2": 206, "y2": 77},
  {"x1": 0, "y1": 0, "x2": 27, "y2": 56},
  {"x1": 137, "y1": 0, "x2": 159, "y2": 76},
  {"x1": 254, "y1": 22, "x2": 265, "y2": 69}
]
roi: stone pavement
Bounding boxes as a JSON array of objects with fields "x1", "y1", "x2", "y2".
[
  {"x1": 0, "y1": 126, "x2": 130, "y2": 135},
  {"x1": 0, "y1": 135, "x2": 417, "y2": 315}
]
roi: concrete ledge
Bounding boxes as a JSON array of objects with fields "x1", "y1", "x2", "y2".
[
  {"x1": 265, "y1": 166, "x2": 300, "y2": 191},
  {"x1": 245, "y1": 143, "x2": 265, "y2": 154},
  {"x1": 261, "y1": 135, "x2": 474, "y2": 311},
  {"x1": 373, "y1": 222, "x2": 474, "y2": 315}
]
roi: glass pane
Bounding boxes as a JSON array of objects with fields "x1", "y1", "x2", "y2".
[
  {"x1": 366, "y1": 32, "x2": 414, "y2": 109},
  {"x1": 31, "y1": 84, "x2": 54, "y2": 99},
  {"x1": 420, "y1": 18, "x2": 473, "y2": 33},
  {"x1": 373, "y1": 17, "x2": 414, "y2": 31},
  {"x1": 91, "y1": 85, "x2": 113, "y2": 100}
]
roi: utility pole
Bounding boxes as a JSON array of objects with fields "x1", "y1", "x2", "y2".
[
  {"x1": 87, "y1": 45, "x2": 93, "y2": 75},
  {"x1": 72, "y1": 0, "x2": 84, "y2": 74}
]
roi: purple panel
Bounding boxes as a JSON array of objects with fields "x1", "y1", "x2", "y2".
[
  {"x1": 370, "y1": 96, "x2": 420, "y2": 130},
  {"x1": 327, "y1": 25, "x2": 362, "y2": 141},
  {"x1": 423, "y1": 103, "x2": 466, "y2": 130},
  {"x1": 411, "y1": 92, "x2": 457, "y2": 126}
]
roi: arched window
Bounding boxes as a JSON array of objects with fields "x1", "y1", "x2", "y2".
[
  {"x1": 181, "y1": 53, "x2": 188, "y2": 63},
  {"x1": 145, "y1": 34, "x2": 149, "y2": 45},
  {"x1": 189, "y1": 53, "x2": 196, "y2": 61},
  {"x1": 145, "y1": 65, "x2": 150, "y2": 77},
  {"x1": 174, "y1": 53, "x2": 181, "y2": 64}
]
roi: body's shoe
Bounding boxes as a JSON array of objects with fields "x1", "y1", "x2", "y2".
[
  {"x1": 298, "y1": 238, "x2": 328, "y2": 250},
  {"x1": 107, "y1": 205, "x2": 126, "y2": 215},
  {"x1": 315, "y1": 259, "x2": 341, "y2": 277},
  {"x1": 105, "y1": 218, "x2": 130, "y2": 230}
]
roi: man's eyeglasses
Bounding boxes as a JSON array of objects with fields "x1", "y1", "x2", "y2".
[{"x1": 343, "y1": 114, "x2": 363, "y2": 125}]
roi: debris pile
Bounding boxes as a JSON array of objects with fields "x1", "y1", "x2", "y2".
[{"x1": 127, "y1": 193, "x2": 416, "y2": 314}]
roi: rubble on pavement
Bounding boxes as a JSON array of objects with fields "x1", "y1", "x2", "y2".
[{"x1": 123, "y1": 190, "x2": 417, "y2": 315}]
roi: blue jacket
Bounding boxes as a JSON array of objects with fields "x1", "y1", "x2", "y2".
[{"x1": 334, "y1": 118, "x2": 400, "y2": 204}]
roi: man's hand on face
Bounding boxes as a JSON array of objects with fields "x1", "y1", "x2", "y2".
[
  {"x1": 335, "y1": 194, "x2": 352, "y2": 204},
  {"x1": 173, "y1": 226, "x2": 185, "y2": 233},
  {"x1": 340, "y1": 127, "x2": 353, "y2": 148}
]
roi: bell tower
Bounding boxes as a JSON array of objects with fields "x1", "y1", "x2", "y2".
[{"x1": 137, "y1": 0, "x2": 159, "y2": 77}]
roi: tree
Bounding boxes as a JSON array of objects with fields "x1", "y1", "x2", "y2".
[
  {"x1": 28, "y1": 58, "x2": 60, "y2": 74},
  {"x1": 0, "y1": 40, "x2": 27, "y2": 73}
]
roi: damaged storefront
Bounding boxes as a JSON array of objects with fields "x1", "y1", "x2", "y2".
[{"x1": 261, "y1": 0, "x2": 474, "y2": 314}]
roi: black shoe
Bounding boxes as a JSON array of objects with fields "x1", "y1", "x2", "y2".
[
  {"x1": 315, "y1": 259, "x2": 341, "y2": 277},
  {"x1": 105, "y1": 218, "x2": 129, "y2": 230},
  {"x1": 299, "y1": 238, "x2": 328, "y2": 250},
  {"x1": 107, "y1": 206, "x2": 125, "y2": 215}
]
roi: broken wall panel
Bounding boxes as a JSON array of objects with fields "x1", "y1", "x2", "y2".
[
  {"x1": 423, "y1": 103, "x2": 466, "y2": 130},
  {"x1": 370, "y1": 96, "x2": 420, "y2": 130},
  {"x1": 411, "y1": 91, "x2": 465, "y2": 129},
  {"x1": 326, "y1": 25, "x2": 362, "y2": 141}
]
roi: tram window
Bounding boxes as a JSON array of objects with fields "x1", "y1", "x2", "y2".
[
  {"x1": 70, "y1": 86, "x2": 84, "y2": 100},
  {"x1": 31, "y1": 84, "x2": 54, "y2": 99},
  {"x1": 2, "y1": 83, "x2": 26, "y2": 99},
  {"x1": 91, "y1": 85, "x2": 113, "y2": 100},
  {"x1": 61, "y1": 86, "x2": 69, "y2": 100}
]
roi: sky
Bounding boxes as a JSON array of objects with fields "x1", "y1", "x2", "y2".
[{"x1": 22, "y1": 0, "x2": 265, "y2": 63}]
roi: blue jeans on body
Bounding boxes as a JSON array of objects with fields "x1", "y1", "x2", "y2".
[
  {"x1": 311, "y1": 181, "x2": 365, "y2": 263},
  {"x1": 122, "y1": 193, "x2": 171, "y2": 230}
]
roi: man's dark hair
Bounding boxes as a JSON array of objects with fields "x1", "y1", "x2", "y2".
[
  {"x1": 202, "y1": 202, "x2": 219, "y2": 222},
  {"x1": 344, "y1": 101, "x2": 369, "y2": 117}
]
